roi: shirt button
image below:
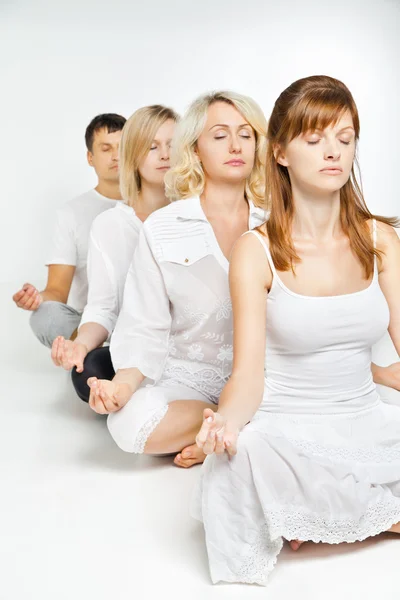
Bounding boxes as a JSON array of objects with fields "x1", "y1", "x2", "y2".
[{"x1": 184, "y1": 258, "x2": 189, "y2": 263}]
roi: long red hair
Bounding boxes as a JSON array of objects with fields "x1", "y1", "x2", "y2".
[{"x1": 263, "y1": 75, "x2": 399, "y2": 278}]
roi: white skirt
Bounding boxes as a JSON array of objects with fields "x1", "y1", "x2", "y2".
[{"x1": 192, "y1": 401, "x2": 400, "y2": 586}]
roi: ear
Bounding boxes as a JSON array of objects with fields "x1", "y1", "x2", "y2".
[
  {"x1": 273, "y1": 143, "x2": 289, "y2": 167},
  {"x1": 87, "y1": 150, "x2": 94, "y2": 167}
]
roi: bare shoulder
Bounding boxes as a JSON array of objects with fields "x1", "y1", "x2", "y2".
[
  {"x1": 230, "y1": 230, "x2": 272, "y2": 290},
  {"x1": 371, "y1": 219, "x2": 400, "y2": 252}
]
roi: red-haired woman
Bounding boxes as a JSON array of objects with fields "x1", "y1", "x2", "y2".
[{"x1": 193, "y1": 75, "x2": 400, "y2": 585}]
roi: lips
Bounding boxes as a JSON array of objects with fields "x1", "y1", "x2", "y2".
[
  {"x1": 320, "y1": 167, "x2": 343, "y2": 174},
  {"x1": 225, "y1": 160, "x2": 245, "y2": 166}
]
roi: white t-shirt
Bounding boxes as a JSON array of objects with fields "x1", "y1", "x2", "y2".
[
  {"x1": 46, "y1": 189, "x2": 119, "y2": 311},
  {"x1": 79, "y1": 202, "x2": 143, "y2": 335}
]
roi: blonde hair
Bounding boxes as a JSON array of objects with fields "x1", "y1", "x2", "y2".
[
  {"x1": 119, "y1": 105, "x2": 179, "y2": 208},
  {"x1": 165, "y1": 91, "x2": 267, "y2": 204}
]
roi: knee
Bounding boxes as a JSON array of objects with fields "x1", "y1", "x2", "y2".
[
  {"x1": 71, "y1": 367, "x2": 90, "y2": 403},
  {"x1": 71, "y1": 348, "x2": 115, "y2": 404},
  {"x1": 30, "y1": 302, "x2": 64, "y2": 348},
  {"x1": 107, "y1": 387, "x2": 168, "y2": 454}
]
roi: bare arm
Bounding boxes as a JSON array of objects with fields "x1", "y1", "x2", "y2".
[
  {"x1": 196, "y1": 233, "x2": 272, "y2": 455},
  {"x1": 13, "y1": 264, "x2": 75, "y2": 310},
  {"x1": 377, "y1": 223, "x2": 400, "y2": 355},
  {"x1": 41, "y1": 264, "x2": 76, "y2": 303},
  {"x1": 217, "y1": 234, "x2": 271, "y2": 429}
]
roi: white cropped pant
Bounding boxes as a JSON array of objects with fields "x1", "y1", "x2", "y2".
[{"x1": 107, "y1": 383, "x2": 216, "y2": 454}]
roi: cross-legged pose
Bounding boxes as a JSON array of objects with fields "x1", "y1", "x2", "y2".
[
  {"x1": 12, "y1": 113, "x2": 126, "y2": 347},
  {"x1": 50, "y1": 105, "x2": 178, "y2": 402},
  {"x1": 193, "y1": 75, "x2": 400, "y2": 585},
  {"x1": 88, "y1": 91, "x2": 269, "y2": 467}
]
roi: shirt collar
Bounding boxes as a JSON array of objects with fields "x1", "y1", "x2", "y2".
[{"x1": 176, "y1": 196, "x2": 268, "y2": 227}]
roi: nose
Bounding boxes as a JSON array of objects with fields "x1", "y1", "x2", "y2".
[
  {"x1": 324, "y1": 139, "x2": 340, "y2": 161},
  {"x1": 111, "y1": 147, "x2": 119, "y2": 162},
  {"x1": 229, "y1": 134, "x2": 242, "y2": 154},
  {"x1": 159, "y1": 143, "x2": 170, "y2": 161}
]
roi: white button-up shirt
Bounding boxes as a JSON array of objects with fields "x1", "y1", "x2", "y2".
[
  {"x1": 79, "y1": 202, "x2": 142, "y2": 335},
  {"x1": 111, "y1": 196, "x2": 267, "y2": 402}
]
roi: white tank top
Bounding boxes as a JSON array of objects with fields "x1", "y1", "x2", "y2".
[{"x1": 247, "y1": 221, "x2": 390, "y2": 415}]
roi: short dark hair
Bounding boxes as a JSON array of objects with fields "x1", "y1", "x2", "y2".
[{"x1": 85, "y1": 113, "x2": 126, "y2": 152}]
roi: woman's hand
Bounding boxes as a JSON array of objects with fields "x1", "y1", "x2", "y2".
[
  {"x1": 88, "y1": 378, "x2": 133, "y2": 414},
  {"x1": 12, "y1": 283, "x2": 42, "y2": 311},
  {"x1": 51, "y1": 336, "x2": 88, "y2": 372},
  {"x1": 196, "y1": 408, "x2": 239, "y2": 457}
]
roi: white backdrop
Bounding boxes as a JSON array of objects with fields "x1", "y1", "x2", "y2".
[{"x1": 2, "y1": 0, "x2": 399, "y2": 285}]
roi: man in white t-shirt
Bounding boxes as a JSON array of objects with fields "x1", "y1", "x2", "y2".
[{"x1": 12, "y1": 113, "x2": 126, "y2": 347}]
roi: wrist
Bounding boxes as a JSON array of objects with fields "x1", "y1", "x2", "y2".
[
  {"x1": 372, "y1": 364, "x2": 384, "y2": 386},
  {"x1": 73, "y1": 338, "x2": 89, "y2": 355}
]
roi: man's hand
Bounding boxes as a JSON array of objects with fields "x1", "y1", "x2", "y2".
[{"x1": 12, "y1": 283, "x2": 43, "y2": 311}]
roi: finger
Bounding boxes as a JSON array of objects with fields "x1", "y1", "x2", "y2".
[
  {"x1": 100, "y1": 382, "x2": 119, "y2": 412},
  {"x1": 225, "y1": 438, "x2": 237, "y2": 457},
  {"x1": 30, "y1": 298, "x2": 41, "y2": 311},
  {"x1": 12, "y1": 290, "x2": 25, "y2": 303},
  {"x1": 75, "y1": 358, "x2": 84, "y2": 373},
  {"x1": 93, "y1": 394, "x2": 109, "y2": 415},
  {"x1": 51, "y1": 337, "x2": 61, "y2": 366},
  {"x1": 17, "y1": 293, "x2": 31, "y2": 308},
  {"x1": 22, "y1": 283, "x2": 35, "y2": 291},
  {"x1": 98, "y1": 383, "x2": 115, "y2": 412},
  {"x1": 74, "y1": 348, "x2": 87, "y2": 373},
  {"x1": 196, "y1": 419, "x2": 214, "y2": 448},
  {"x1": 203, "y1": 429, "x2": 217, "y2": 455},
  {"x1": 87, "y1": 377, "x2": 98, "y2": 389},
  {"x1": 23, "y1": 295, "x2": 38, "y2": 311},
  {"x1": 214, "y1": 431, "x2": 225, "y2": 455},
  {"x1": 57, "y1": 338, "x2": 66, "y2": 367},
  {"x1": 24, "y1": 285, "x2": 37, "y2": 298}
]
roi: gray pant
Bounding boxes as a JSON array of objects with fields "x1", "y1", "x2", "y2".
[{"x1": 29, "y1": 301, "x2": 82, "y2": 348}]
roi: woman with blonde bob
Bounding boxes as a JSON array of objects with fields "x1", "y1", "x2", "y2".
[
  {"x1": 193, "y1": 75, "x2": 400, "y2": 585},
  {"x1": 51, "y1": 105, "x2": 178, "y2": 402},
  {"x1": 87, "y1": 90, "x2": 268, "y2": 467}
]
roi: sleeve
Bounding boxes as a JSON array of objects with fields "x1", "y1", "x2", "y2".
[
  {"x1": 110, "y1": 224, "x2": 172, "y2": 381},
  {"x1": 78, "y1": 226, "x2": 118, "y2": 335},
  {"x1": 45, "y1": 206, "x2": 77, "y2": 266}
]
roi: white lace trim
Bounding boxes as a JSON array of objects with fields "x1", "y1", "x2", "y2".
[
  {"x1": 161, "y1": 365, "x2": 227, "y2": 403},
  {"x1": 237, "y1": 527, "x2": 282, "y2": 586},
  {"x1": 233, "y1": 498, "x2": 400, "y2": 586},
  {"x1": 265, "y1": 498, "x2": 400, "y2": 544},
  {"x1": 132, "y1": 405, "x2": 169, "y2": 454},
  {"x1": 288, "y1": 438, "x2": 400, "y2": 464}
]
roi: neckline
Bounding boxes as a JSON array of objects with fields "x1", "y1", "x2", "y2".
[
  {"x1": 92, "y1": 189, "x2": 120, "y2": 203},
  {"x1": 197, "y1": 197, "x2": 254, "y2": 272},
  {"x1": 270, "y1": 267, "x2": 376, "y2": 300}
]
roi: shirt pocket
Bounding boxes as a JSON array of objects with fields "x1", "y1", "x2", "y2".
[{"x1": 160, "y1": 237, "x2": 211, "y2": 266}]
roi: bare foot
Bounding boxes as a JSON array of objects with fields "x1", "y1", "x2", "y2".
[
  {"x1": 289, "y1": 540, "x2": 304, "y2": 551},
  {"x1": 174, "y1": 444, "x2": 206, "y2": 469}
]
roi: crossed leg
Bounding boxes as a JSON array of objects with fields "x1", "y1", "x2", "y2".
[{"x1": 107, "y1": 383, "x2": 217, "y2": 468}]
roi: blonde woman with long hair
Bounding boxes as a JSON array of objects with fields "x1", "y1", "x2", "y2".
[
  {"x1": 87, "y1": 91, "x2": 268, "y2": 467},
  {"x1": 193, "y1": 75, "x2": 400, "y2": 585},
  {"x1": 51, "y1": 105, "x2": 178, "y2": 402}
]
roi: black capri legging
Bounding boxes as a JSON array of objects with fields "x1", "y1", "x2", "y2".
[{"x1": 71, "y1": 346, "x2": 115, "y2": 403}]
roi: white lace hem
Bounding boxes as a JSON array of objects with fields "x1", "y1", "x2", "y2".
[
  {"x1": 161, "y1": 364, "x2": 227, "y2": 403},
  {"x1": 232, "y1": 498, "x2": 400, "y2": 586},
  {"x1": 132, "y1": 405, "x2": 169, "y2": 454},
  {"x1": 288, "y1": 438, "x2": 400, "y2": 464}
]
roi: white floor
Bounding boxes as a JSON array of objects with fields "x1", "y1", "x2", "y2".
[{"x1": 2, "y1": 280, "x2": 400, "y2": 600}]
